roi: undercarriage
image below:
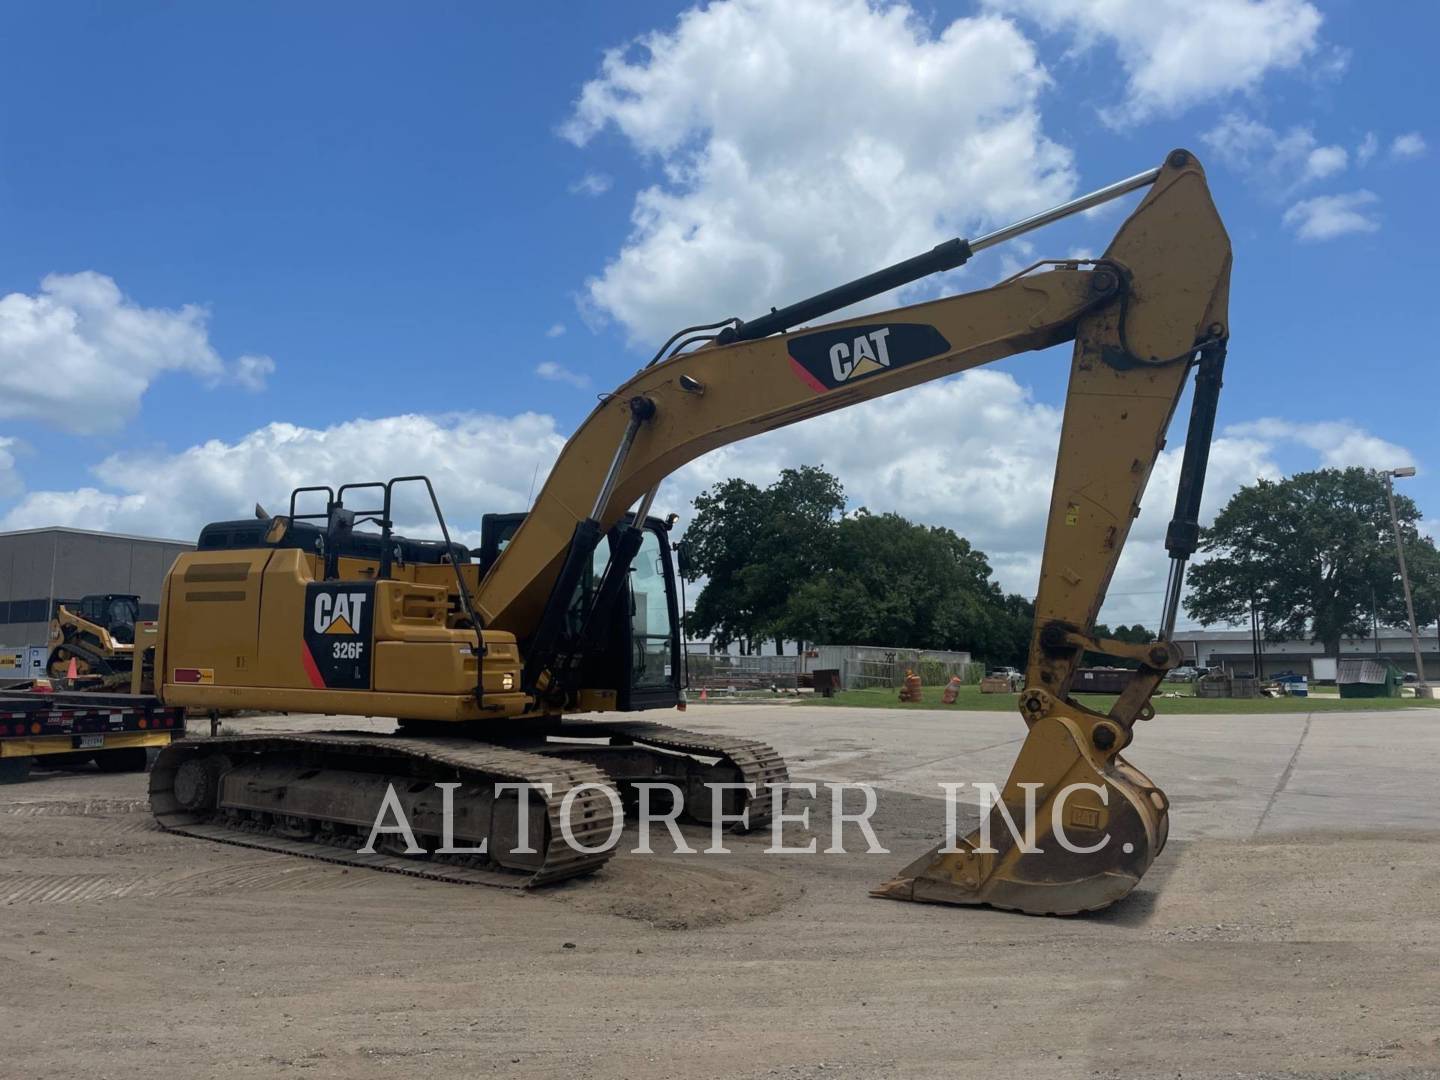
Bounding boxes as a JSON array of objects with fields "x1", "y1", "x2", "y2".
[{"x1": 150, "y1": 720, "x2": 788, "y2": 887}]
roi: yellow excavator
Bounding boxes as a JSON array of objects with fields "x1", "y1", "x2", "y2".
[{"x1": 149, "y1": 149, "x2": 1230, "y2": 914}]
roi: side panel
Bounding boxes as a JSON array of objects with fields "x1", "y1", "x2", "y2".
[
  {"x1": 159, "y1": 544, "x2": 528, "y2": 720},
  {"x1": 160, "y1": 550, "x2": 267, "y2": 688},
  {"x1": 256, "y1": 548, "x2": 322, "y2": 692}
]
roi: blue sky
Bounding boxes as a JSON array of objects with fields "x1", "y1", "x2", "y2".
[{"x1": 0, "y1": 0, "x2": 1433, "y2": 626}]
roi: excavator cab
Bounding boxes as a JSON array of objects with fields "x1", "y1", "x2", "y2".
[{"x1": 481, "y1": 511, "x2": 683, "y2": 711}]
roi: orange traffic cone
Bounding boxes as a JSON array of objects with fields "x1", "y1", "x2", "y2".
[{"x1": 66, "y1": 656, "x2": 78, "y2": 682}]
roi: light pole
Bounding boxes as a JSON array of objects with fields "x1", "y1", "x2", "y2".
[{"x1": 1382, "y1": 466, "x2": 1430, "y2": 697}]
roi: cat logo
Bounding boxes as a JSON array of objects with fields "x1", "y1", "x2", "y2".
[
  {"x1": 302, "y1": 582, "x2": 375, "y2": 690},
  {"x1": 827, "y1": 327, "x2": 892, "y2": 382},
  {"x1": 786, "y1": 322, "x2": 952, "y2": 393},
  {"x1": 313, "y1": 591, "x2": 368, "y2": 636}
]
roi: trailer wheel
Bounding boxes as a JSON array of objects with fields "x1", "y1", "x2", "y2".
[
  {"x1": 94, "y1": 747, "x2": 151, "y2": 773},
  {"x1": 0, "y1": 757, "x2": 34, "y2": 784}
]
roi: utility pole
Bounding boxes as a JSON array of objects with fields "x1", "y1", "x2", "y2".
[
  {"x1": 1383, "y1": 466, "x2": 1430, "y2": 697},
  {"x1": 1371, "y1": 589, "x2": 1381, "y2": 654}
]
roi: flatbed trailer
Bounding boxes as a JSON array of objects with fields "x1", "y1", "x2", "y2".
[{"x1": 0, "y1": 690, "x2": 186, "y2": 784}]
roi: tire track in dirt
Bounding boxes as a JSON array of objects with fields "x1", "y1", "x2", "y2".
[
  {"x1": 0, "y1": 797, "x2": 150, "y2": 817},
  {"x1": 0, "y1": 797, "x2": 168, "y2": 857},
  {"x1": 0, "y1": 815, "x2": 158, "y2": 840},
  {"x1": 0, "y1": 857, "x2": 376, "y2": 904}
]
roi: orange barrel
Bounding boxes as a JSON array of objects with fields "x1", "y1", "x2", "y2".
[{"x1": 941, "y1": 675, "x2": 963, "y2": 704}]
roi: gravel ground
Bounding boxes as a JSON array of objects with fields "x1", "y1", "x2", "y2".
[{"x1": 2, "y1": 705, "x2": 1437, "y2": 1079}]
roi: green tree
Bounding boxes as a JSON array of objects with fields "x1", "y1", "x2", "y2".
[
  {"x1": 988, "y1": 592, "x2": 1036, "y2": 670},
  {"x1": 680, "y1": 466, "x2": 844, "y2": 652},
  {"x1": 1377, "y1": 516, "x2": 1440, "y2": 634},
  {"x1": 1185, "y1": 467, "x2": 1428, "y2": 655},
  {"x1": 683, "y1": 466, "x2": 1034, "y2": 667},
  {"x1": 780, "y1": 510, "x2": 1028, "y2": 665},
  {"x1": 1374, "y1": 522, "x2": 1440, "y2": 669}
]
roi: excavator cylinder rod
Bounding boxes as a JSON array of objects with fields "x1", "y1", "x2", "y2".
[
  {"x1": 720, "y1": 159, "x2": 1165, "y2": 345},
  {"x1": 969, "y1": 163, "x2": 1163, "y2": 252}
]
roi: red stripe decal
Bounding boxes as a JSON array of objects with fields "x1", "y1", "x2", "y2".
[
  {"x1": 300, "y1": 645, "x2": 326, "y2": 689},
  {"x1": 788, "y1": 356, "x2": 828, "y2": 395}
]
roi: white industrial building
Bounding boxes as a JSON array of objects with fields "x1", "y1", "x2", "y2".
[
  {"x1": 0, "y1": 526, "x2": 194, "y2": 650},
  {"x1": 1172, "y1": 626, "x2": 1439, "y2": 681}
]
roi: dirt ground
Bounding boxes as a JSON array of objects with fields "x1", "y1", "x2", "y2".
[{"x1": 2, "y1": 706, "x2": 1438, "y2": 1079}]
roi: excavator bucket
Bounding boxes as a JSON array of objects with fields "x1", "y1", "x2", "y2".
[{"x1": 872, "y1": 710, "x2": 1168, "y2": 915}]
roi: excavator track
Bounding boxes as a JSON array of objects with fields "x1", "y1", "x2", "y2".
[
  {"x1": 149, "y1": 721, "x2": 789, "y2": 890},
  {"x1": 568, "y1": 719, "x2": 789, "y2": 829},
  {"x1": 150, "y1": 733, "x2": 619, "y2": 888}
]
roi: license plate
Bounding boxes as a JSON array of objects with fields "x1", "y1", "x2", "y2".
[{"x1": 77, "y1": 734, "x2": 104, "y2": 749}]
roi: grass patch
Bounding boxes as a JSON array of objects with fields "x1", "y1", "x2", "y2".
[{"x1": 798, "y1": 682, "x2": 1440, "y2": 713}]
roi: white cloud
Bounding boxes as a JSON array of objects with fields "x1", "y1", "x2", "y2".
[
  {"x1": 569, "y1": 172, "x2": 614, "y2": 196},
  {"x1": 1202, "y1": 113, "x2": 1347, "y2": 193},
  {"x1": 1356, "y1": 131, "x2": 1379, "y2": 166},
  {"x1": 0, "y1": 272, "x2": 273, "y2": 435},
  {"x1": 1303, "y1": 144, "x2": 1349, "y2": 183},
  {"x1": 545, "y1": 322, "x2": 567, "y2": 338},
  {"x1": 1225, "y1": 418, "x2": 1412, "y2": 471},
  {"x1": 1, "y1": 412, "x2": 567, "y2": 543},
  {"x1": 0, "y1": 437, "x2": 21, "y2": 499},
  {"x1": 985, "y1": 0, "x2": 1325, "y2": 122},
  {"x1": 564, "y1": 0, "x2": 1074, "y2": 346},
  {"x1": 1282, "y1": 190, "x2": 1380, "y2": 241},
  {"x1": 230, "y1": 353, "x2": 276, "y2": 392},
  {"x1": 1391, "y1": 132, "x2": 1427, "y2": 160},
  {"x1": 534, "y1": 360, "x2": 592, "y2": 390}
]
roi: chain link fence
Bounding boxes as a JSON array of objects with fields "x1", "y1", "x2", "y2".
[
  {"x1": 842, "y1": 649, "x2": 983, "y2": 690},
  {"x1": 684, "y1": 644, "x2": 983, "y2": 695},
  {"x1": 686, "y1": 652, "x2": 802, "y2": 692}
]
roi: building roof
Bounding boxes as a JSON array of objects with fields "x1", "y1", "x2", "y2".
[
  {"x1": 0, "y1": 525, "x2": 193, "y2": 546},
  {"x1": 1174, "y1": 626, "x2": 1434, "y2": 645}
]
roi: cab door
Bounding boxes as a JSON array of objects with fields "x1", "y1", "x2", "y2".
[{"x1": 621, "y1": 523, "x2": 682, "y2": 710}]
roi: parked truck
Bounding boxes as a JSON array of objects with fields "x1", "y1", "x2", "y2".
[{"x1": 0, "y1": 624, "x2": 184, "y2": 783}]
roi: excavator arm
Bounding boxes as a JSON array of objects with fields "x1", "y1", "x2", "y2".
[{"x1": 480, "y1": 148, "x2": 1230, "y2": 914}]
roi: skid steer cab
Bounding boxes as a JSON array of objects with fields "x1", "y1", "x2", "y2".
[
  {"x1": 47, "y1": 593, "x2": 143, "y2": 685},
  {"x1": 158, "y1": 476, "x2": 683, "y2": 726}
]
